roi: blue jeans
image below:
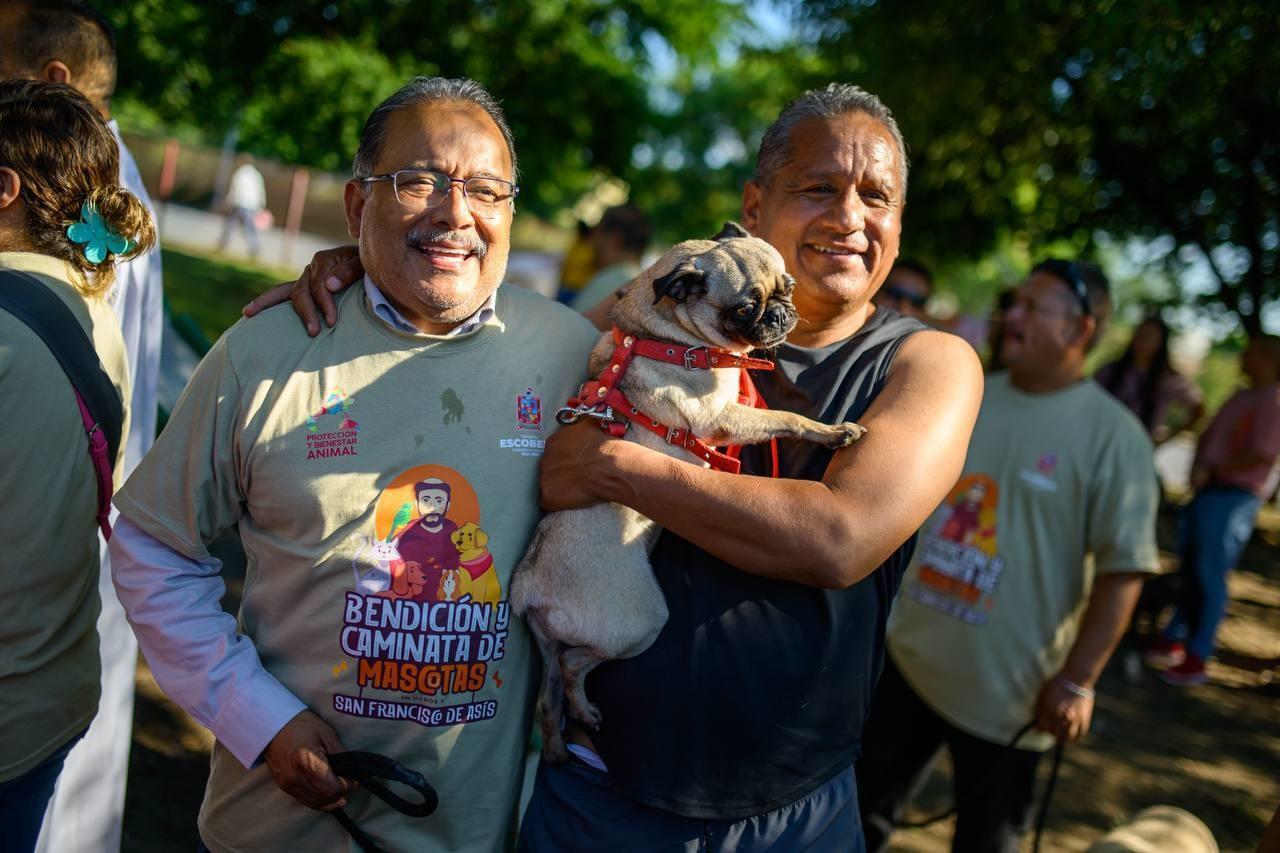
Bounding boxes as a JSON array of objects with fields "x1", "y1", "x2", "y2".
[
  {"x1": 519, "y1": 757, "x2": 862, "y2": 852},
  {"x1": 1164, "y1": 486, "x2": 1262, "y2": 659},
  {"x1": 0, "y1": 730, "x2": 86, "y2": 853}
]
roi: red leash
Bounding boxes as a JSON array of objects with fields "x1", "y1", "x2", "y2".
[{"x1": 557, "y1": 328, "x2": 779, "y2": 475}]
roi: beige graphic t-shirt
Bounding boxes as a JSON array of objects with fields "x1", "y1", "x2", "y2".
[
  {"x1": 888, "y1": 373, "x2": 1160, "y2": 751},
  {"x1": 0, "y1": 252, "x2": 130, "y2": 782},
  {"x1": 116, "y1": 283, "x2": 597, "y2": 851}
]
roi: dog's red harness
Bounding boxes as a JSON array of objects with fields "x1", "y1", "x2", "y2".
[{"x1": 558, "y1": 327, "x2": 776, "y2": 474}]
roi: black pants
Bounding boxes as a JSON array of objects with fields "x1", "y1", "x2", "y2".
[{"x1": 856, "y1": 658, "x2": 1042, "y2": 853}]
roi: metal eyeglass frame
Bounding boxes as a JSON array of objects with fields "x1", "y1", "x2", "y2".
[{"x1": 360, "y1": 169, "x2": 519, "y2": 218}]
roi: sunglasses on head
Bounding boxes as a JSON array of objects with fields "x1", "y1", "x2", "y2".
[
  {"x1": 885, "y1": 284, "x2": 928, "y2": 309},
  {"x1": 1035, "y1": 258, "x2": 1091, "y2": 316}
]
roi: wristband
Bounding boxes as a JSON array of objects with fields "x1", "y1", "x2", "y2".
[{"x1": 1056, "y1": 675, "x2": 1095, "y2": 699}]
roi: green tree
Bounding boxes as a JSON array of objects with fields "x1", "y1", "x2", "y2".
[
  {"x1": 796, "y1": 0, "x2": 1279, "y2": 331},
  {"x1": 106, "y1": 0, "x2": 742, "y2": 221}
]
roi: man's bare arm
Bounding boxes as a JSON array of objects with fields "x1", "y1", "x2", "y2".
[
  {"x1": 538, "y1": 330, "x2": 984, "y2": 588},
  {"x1": 1060, "y1": 572, "x2": 1146, "y2": 688},
  {"x1": 1035, "y1": 571, "x2": 1145, "y2": 742}
]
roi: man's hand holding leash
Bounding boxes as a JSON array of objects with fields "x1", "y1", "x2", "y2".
[
  {"x1": 264, "y1": 709, "x2": 355, "y2": 811},
  {"x1": 1033, "y1": 673, "x2": 1095, "y2": 744}
]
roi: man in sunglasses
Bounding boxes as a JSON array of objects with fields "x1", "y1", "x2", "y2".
[
  {"x1": 109, "y1": 77, "x2": 599, "y2": 851},
  {"x1": 858, "y1": 259, "x2": 1162, "y2": 852},
  {"x1": 873, "y1": 258, "x2": 933, "y2": 322}
]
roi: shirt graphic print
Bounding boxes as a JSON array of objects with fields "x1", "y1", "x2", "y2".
[
  {"x1": 337, "y1": 464, "x2": 510, "y2": 729},
  {"x1": 905, "y1": 473, "x2": 1006, "y2": 626}
]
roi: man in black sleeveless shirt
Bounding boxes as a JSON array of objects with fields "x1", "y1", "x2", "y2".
[{"x1": 522, "y1": 84, "x2": 985, "y2": 851}]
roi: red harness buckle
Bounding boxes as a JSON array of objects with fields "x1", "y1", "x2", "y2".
[{"x1": 555, "y1": 327, "x2": 778, "y2": 474}]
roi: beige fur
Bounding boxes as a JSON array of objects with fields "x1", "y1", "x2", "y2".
[
  {"x1": 509, "y1": 224, "x2": 865, "y2": 762},
  {"x1": 1086, "y1": 806, "x2": 1218, "y2": 853}
]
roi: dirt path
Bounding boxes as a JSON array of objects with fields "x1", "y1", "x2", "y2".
[{"x1": 120, "y1": 510, "x2": 1280, "y2": 851}]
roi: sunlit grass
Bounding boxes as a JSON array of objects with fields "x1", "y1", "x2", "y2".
[{"x1": 161, "y1": 244, "x2": 292, "y2": 344}]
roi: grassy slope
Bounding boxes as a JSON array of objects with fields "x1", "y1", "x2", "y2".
[{"x1": 161, "y1": 245, "x2": 291, "y2": 344}]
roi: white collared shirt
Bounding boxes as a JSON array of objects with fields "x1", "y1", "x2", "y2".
[
  {"x1": 108, "y1": 120, "x2": 164, "y2": 476},
  {"x1": 363, "y1": 276, "x2": 496, "y2": 336}
]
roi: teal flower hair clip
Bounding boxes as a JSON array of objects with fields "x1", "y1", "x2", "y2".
[{"x1": 66, "y1": 202, "x2": 133, "y2": 264}]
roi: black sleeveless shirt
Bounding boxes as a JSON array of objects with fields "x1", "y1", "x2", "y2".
[{"x1": 585, "y1": 307, "x2": 926, "y2": 820}]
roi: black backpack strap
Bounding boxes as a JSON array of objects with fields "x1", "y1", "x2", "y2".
[{"x1": 0, "y1": 268, "x2": 124, "y2": 469}]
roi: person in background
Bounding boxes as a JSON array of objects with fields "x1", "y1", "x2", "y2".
[
  {"x1": 984, "y1": 287, "x2": 1015, "y2": 372},
  {"x1": 1146, "y1": 334, "x2": 1280, "y2": 686},
  {"x1": 859, "y1": 259, "x2": 1161, "y2": 853},
  {"x1": 219, "y1": 154, "x2": 268, "y2": 259},
  {"x1": 1095, "y1": 314, "x2": 1204, "y2": 444},
  {"x1": 0, "y1": 3, "x2": 164, "y2": 848},
  {"x1": 873, "y1": 257, "x2": 932, "y2": 322},
  {"x1": 0, "y1": 78, "x2": 153, "y2": 853},
  {"x1": 555, "y1": 218, "x2": 596, "y2": 303},
  {"x1": 573, "y1": 203, "x2": 652, "y2": 325}
]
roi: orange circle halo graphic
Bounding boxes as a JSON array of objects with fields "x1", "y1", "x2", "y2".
[{"x1": 374, "y1": 464, "x2": 480, "y2": 541}]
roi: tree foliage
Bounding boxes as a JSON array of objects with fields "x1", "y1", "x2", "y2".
[
  {"x1": 795, "y1": 0, "x2": 1279, "y2": 330},
  {"x1": 107, "y1": 1, "x2": 1278, "y2": 327},
  {"x1": 107, "y1": 0, "x2": 741, "y2": 221}
]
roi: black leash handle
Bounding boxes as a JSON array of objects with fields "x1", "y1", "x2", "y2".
[{"x1": 326, "y1": 751, "x2": 439, "y2": 853}]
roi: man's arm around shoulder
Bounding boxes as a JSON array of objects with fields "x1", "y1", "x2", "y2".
[{"x1": 538, "y1": 329, "x2": 984, "y2": 588}]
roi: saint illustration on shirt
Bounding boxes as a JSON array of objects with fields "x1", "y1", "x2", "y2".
[
  {"x1": 938, "y1": 479, "x2": 992, "y2": 548},
  {"x1": 396, "y1": 478, "x2": 462, "y2": 602}
]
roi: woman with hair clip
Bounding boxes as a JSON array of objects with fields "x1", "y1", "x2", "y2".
[
  {"x1": 0, "y1": 79, "x2": 155, "y2": 851},
  {"x1": 1095, "y1": 313, "x2": 1205, "y2": 445}
]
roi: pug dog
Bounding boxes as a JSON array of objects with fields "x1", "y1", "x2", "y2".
[{"x1": 509, "y1": 222, "x2": 866, "y2": 762}]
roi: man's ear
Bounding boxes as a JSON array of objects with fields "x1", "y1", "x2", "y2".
[
  {"x1": 0, "y1": 167, "x2": 21, "y2": 209},
  {"x1": 39, "y1": 60, "x2": 71, "y2": 85},
  {"x1": 1073, "y1": 314, "x2": 1098, "y2": 351},
  {"x1": 652, "y1": 259, "x2": 707, "y2": 305},
  {"x1": 343, "y1": 180, "x2": 365, "y2": 239},
  {"x1": 740, "y1": 181, "x2": 762, "y2": 235},
  {"x1": 712, "y1": 221, "x2": 750, "y2": 241}
]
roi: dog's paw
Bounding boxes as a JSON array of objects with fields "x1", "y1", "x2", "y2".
[
  {"x1": 823, "y1": 421, "x2": 867, "y2": 448},
  {"x1": 569, "y1": 698, "x2": 604, "y2": 731},
  {"x1": 541, "y1": 734, "x2": 570, "y2": 764}
]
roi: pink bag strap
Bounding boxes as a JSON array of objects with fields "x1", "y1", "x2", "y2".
[{"x1": 75, "y1": 390, "x2": 114, "y2": 540}]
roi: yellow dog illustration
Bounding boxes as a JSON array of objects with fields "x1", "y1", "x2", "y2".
[{"x1": 451, "y1": 522, "x2": 501, "y2": 606}]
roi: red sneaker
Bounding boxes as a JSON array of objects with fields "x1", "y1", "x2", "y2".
[
  {"x1": 1160, "y1": 654, "x2": 1208, "y2": 686},
  {"x1": 1143, "y1": 637, "x2": 1186, "y2": 669}
]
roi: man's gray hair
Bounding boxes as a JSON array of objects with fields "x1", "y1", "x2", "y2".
[
  {"x1": 352, "y1": 76, "x2": 518, "y2": 183},
  {"x1": 754, "y1": 83, "x2": 908, "y2": 190}
]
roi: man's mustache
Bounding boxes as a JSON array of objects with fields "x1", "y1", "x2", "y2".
[{"x1": 407, "y1": 228, "x2": 488, "y2": 259}]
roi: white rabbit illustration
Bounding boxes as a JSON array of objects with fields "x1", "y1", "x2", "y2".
[{"x1": 352, "y1": 536, "x2": 401, "y2": 596}]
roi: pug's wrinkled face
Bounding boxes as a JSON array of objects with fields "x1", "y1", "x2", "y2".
[{"x1": 650, "y1": 221, "x2": 799, "y2": 350}]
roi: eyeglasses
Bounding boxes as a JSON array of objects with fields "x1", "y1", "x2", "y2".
[
  {"x1": 361, "y1": 169, "x2": 518, "y2": 219},
  {"x1": 884, "y1": 284, "x2": 928, "y2": 309},
  {"x1": 1036, "y1": 258, "x2": 1091, "y2": 316}
]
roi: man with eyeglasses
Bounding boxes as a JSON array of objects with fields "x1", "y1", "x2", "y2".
[
  {"x1": 872, "y1": 258, "x2": 933, "y2": 321},
  {"x1": 108, "y1": 77, "x2": 598, "y2": 851},
  {"x1": 858, "y1": 259, "x2": 1162, "y2": 852}
]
